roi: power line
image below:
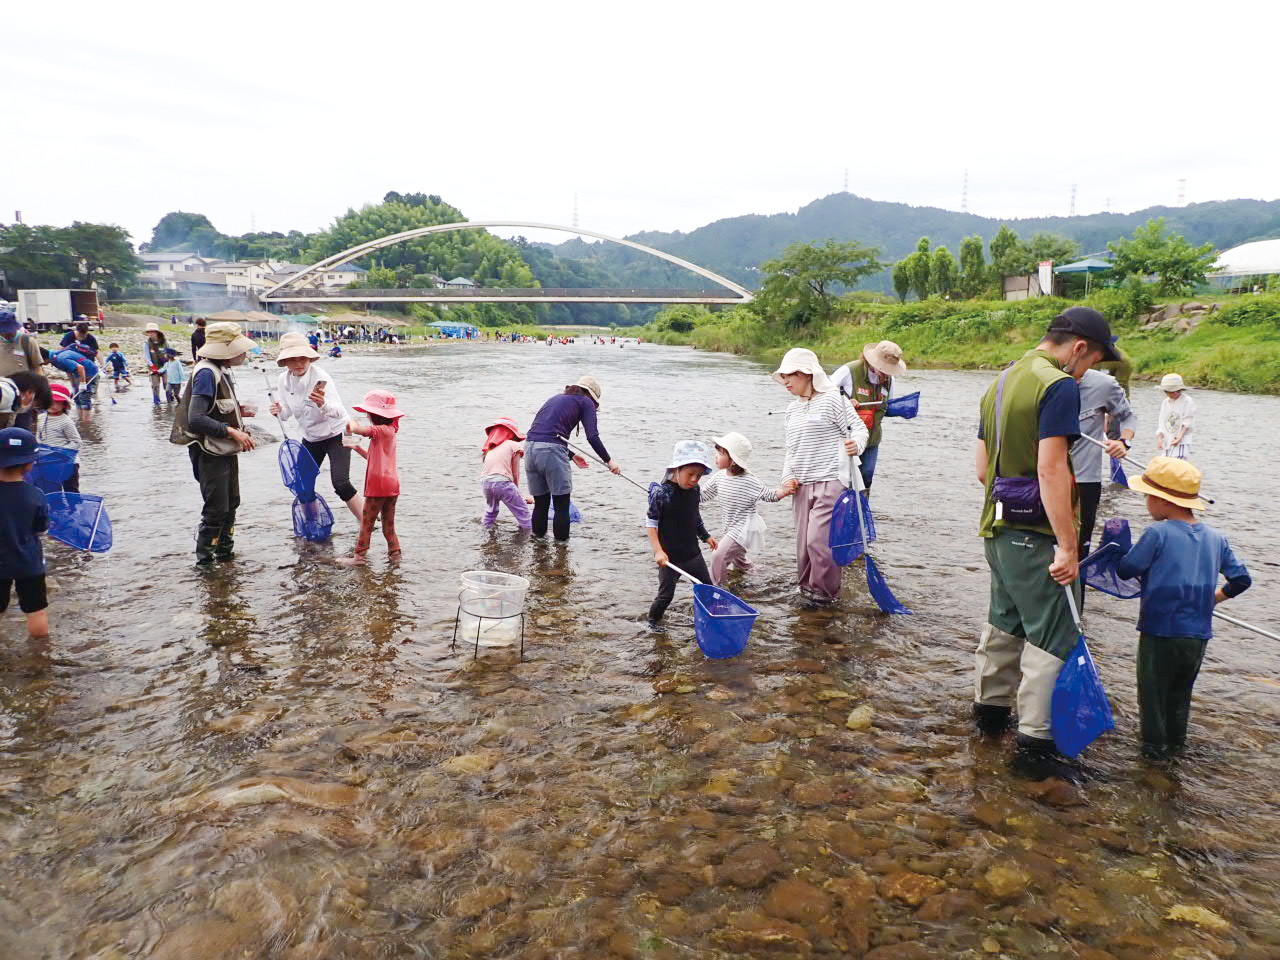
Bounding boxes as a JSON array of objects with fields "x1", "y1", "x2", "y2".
[
  {"x1": 961, "y1": 169, "x2": 969, "y2": 213},
  {"x1": 1177, "y1": 178, "x2": 1187, "y2": 206},
  {"x1": 572, "y1": 193, "x2": 579, "y2": 229},
  {"x1": 1069, "y1": 184, "x2": 1077, "y2": 217}
]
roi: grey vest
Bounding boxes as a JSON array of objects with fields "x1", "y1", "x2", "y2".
[{"x1": 170, "y1": 360, "x2": 244, "y2": 456}]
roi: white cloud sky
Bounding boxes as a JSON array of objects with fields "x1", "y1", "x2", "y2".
[{"x1": 4, "y1": 0, "x2": 1277, "y2": 249}]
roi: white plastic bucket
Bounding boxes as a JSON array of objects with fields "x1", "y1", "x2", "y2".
[{"x1": 458, "y1": 570, "x2": 529, "y2": 647}]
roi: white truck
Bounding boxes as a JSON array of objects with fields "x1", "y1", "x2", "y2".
[{"x1": 15, "y1": 289, "x2": 102, "y2": 331}]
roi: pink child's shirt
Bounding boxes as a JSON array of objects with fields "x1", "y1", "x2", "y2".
[
  {"x1": 481, "y1": 439, "x2": 523, "y2": 485},
  {"x1": 363, "y1": 423, "x2": 399, "y2": 497}
]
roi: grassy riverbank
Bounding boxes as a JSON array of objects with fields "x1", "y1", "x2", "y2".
[{"x1": 643, "y1": 293, "x2": 1280, "y2": 394}]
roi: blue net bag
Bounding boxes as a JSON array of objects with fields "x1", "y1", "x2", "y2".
[
  {"x1": 278, "y1": 439, "x2": 320, "y2": 503},
  {"x1": 1051, "y1": 634, "x2": 1116, "y2": 757},
  {"x1": 30, "y1": 444, "x2": 77, "y2": 494},
  {"x1": 884, "y1": 391, "x2": 920, "y2": 419},
  {"x1": 550, "y1": 501, "x2": 584, "y2": 524},
  {"x1": 692, "y1": 584, "x2": 757, "y2": 659},
  {"x1": 830, "y1": 490, "x2": 876, "y2": 566},
  {"x1": 1109, "y1": 456, "x2": 1128, "y2": 487},
  {"x1": 46, "y1": 492, "x2": 113, "y2": 553},
  {"x1": 865, "y1": 554, "x2": 912, "y2": 615},
  {"x1": 1080, "y1": 519, "x2": 1142, "y2": 600},
  {"x1": 292, "y1": 496, "x2": 334, "y2": 542}
]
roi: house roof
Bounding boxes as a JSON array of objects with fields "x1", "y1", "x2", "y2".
[
  {"x1": 328, "y1": 264, "x2": 367, "y2": 274},
  {"x1": 140, "y1": 252, "x2": 209, "y2": 262},
  {"x1": 446, "y1": 276, "x2": 476, "y2": 285}
]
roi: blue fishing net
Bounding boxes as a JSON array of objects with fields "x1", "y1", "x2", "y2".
[
  {"x1": 865, "y1": 554, "x2": 912, "y2": 615},
  {"x1": 46, "y1": 492, "x2": 113, "y2": 553},
  {"x1": 1080, "y1": 518, "x2": 1142, "y2": 599},
  {"x1": 278, "y1": 438, "x2": 320, "y2": 503},
  {"x1": 30, "y1": 444, "x2": 77, "y2": 494},
  {"x1": 1051, "y1": 634, "x2": 1115, "y2": 758},
  {"x1": 885, "y1": 391, "x2": 920, "y2": 419},
  {"x1": 292, "y1": 496, "x2": 334, "y2": 542},
  {"x1": 830, "y1": 490, "x2": 876, "y2": 566},
  {"x1": 550, "y1": 501, "x2": 584, "y2": 524},
  {"x1": 1110, "y1": 456, "x2": 1128, "y2": 487},
  {"x1": 692, "y1": 584, "x2": 757, "y2": 659}
]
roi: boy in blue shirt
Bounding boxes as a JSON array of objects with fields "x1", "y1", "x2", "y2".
[
  {"x1": 104, "y1": 343, "x2": 130, "y2": 387},
  {"x1": 0, "y1": 428, "x2": 50, "y2": 638},
  {"x1": 163, "y1": 348, "x2": 186, "y2": 402},
  {"x1": 1116, "y1": 457, "x2": 1251, "y2": 757}
]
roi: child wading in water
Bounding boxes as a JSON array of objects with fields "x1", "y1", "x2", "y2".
[
  {"x1": 480, "y1": 416, "x2": 532, "y2": 531},
  {"x1": 702, "y1": 432, "x2": 791, "y2": 584},
  {"x1": 37, "y1": 383, "x2": 82, "y2": 492},
  {"x1": 338, "y1": 390, "x2": 403, "y2": 565},
  {"x1": 1115, "y1": 456, "x2": 1251, "y2": 758},
  {"x1": 104, "y1": 343, "x2": 130, "y2": 388},
  {"x1": 163, "y1": 348, "x2": 186, "y2": 402},
  {"x1": 1155, "y1": 373, "x2": 1195, "y2": 460},
  {"x1": 0, "y1": 428, "x2": 51, "y2": 638},
  {"x1": 646, "y1": 440, "x2": 718, "y2": 629}
]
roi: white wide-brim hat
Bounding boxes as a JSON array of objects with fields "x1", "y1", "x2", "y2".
[
  {"x1": 276, "y1": 331, "x2": 320, "y2": 365},
  {"x1": 713, "y1": 431, "x2": 753, "y2": 473},
  {"x1": 771, "y1": 348, "x2": 833, "y2": 393},
  {"x1": 1159, "y1": 373, "x2": 1187, "y2": 392}
]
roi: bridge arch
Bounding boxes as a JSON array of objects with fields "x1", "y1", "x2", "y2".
[{"x1": 260, "y1": 221, "x2": 752, "y2": 304}]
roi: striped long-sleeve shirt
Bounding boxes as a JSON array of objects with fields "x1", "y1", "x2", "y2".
[
  {"x1": 782, "y1": 390, "x2": 867, "y2": 484},
  {"x1": 702, "y1": 471, "x2": 782, "y2": 545}
]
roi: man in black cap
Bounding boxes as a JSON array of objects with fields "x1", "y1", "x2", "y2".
[{"x1": 972, "y1": 306, "x2": 1120, "y2": 777}]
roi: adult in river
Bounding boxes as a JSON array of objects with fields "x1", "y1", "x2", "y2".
[
  {"x1": 190, "y1": 317, "x2": 207, "y2": 357},
  {"x1": 1072, "y1": 367, "x2": 1136, "y2": 559},
  {"x1": 831, "y1": 339, "x2": 907, "y2": 492},
  {"x1": 0, "y1": 310, "x2": 46, "y2": 431},
  {"x1": 143, "y1": 323, "x2": 169, "y2": 405},
  {"x1": 774, "y1": 348, "x2": 868, "y2": 603},
  {"x1": 269, "y1": 332, "x2": 365, "y2": 523},
  {"x1": 170, "y1": 322, "x2": 257, "y2": 565},
  {"x1": 523, "y1": 375, "x2": 620, "y2": 541},
  {"x1": 973, "y1": 307, "x2": 1119, "y2": 775}
]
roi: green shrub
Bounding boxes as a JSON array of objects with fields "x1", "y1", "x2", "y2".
[
  {"x1": 1086, "y1": 278, "x2": 1153, "y2": 321},
  {"x1": 1211, "y1": 295, "x2": 1280, "y2": 327}
]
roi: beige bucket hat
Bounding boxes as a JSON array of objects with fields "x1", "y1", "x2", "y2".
[
  {"x1": 144, "y1": 322, "x2": 162, "y2": 333},
  {"x1": 197, "y1": 322, "x2": 255, "y2": 360},
  {"x1": 772, "y1": 348, "x2": 833, "y2": 393},
  {"x1": 863, "y1": 340, "x2": 907, "y2": 378},
  {"x1": 1159, "y1": 373, "x2": 1187, "y2": 392},
  {"x1": 276, "y1": 331, "x2": 320, "y2": 365},
  {"x1": 713, "y1": 432, "x2": 754, "y2": 473},
  {"x1": 570, "y1": 374, "x2": 602, "y2": 404}
]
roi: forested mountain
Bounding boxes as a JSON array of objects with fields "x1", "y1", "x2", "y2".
[{"x1": 545, "y1": 193, "x2": 1280, "y2": 291}]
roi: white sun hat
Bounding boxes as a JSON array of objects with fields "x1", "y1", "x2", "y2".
[
  {"x1": 713, "y1": 431, "x2": 753, "y2": 473},
  {"x1": 1159, "y1": 373, "x2": 1188, "y2": 392},
  {"x1": 771, "y1": 347, "x2": 833, "y2": 393}
]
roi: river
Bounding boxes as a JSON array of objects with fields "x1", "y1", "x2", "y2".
[{"x1": 2, "y1": 340, "x2": 1277, "y2": 959}]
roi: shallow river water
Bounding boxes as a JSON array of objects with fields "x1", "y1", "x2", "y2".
[{"x1": 2, "y1": 340, "x2": 1278, "y2": 959}]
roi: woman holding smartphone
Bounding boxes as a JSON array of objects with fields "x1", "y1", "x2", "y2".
[{"x1": 270, "y1": 332, "x2": 365, "y2": 522}]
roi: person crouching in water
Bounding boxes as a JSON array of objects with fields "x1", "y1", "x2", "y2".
[
  {"x1": 270, "y1": 332, "x2": 365, "y2": 523},
  {"x1": 338, "y1": 390, "x2": 403, "y2": 566},
  {"x1": 480, "y1": 416, "x2": 532, "y2": 531},
  {"x1": 170, "y1": 322, "x2": 257, "y2": 565},
  {"x1": 703, "y1": 432, "x2": 792, "y2": 584},
  {"x1": 646, "y1": 440, "x2": 718, "y2": 630}
]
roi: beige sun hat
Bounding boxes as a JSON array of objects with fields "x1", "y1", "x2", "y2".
[
  {"x1": 276, "y1": 331, "x2": 320, "y2": 365},
  {"x1": 713, "y1": 432, "x2": 754, "y2": 473},
  {"x1": 772, "y1": 348, "x2": 833, "y2": 393},
  {"x1": 1159, "y1": 373, "x2": 1187, "y2": 392},
  {"x1": 1127, "y1": 456, "x2": 1206, "y2": 511},
  {"x1": 570, "y1": 374, "x2": 602, "y2": 404},
  {"x1": 197, "y1": 322, "x2": 255, "y2": 360},
  {"x1": 144, "y1": 322, "x2": 162, "y2": 333},
  {"x1": 863, "y1": 340, "x2": 907, "y2": 378}
]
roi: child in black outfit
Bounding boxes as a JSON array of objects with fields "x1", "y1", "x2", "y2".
[
  {"x1": 646, "y1": 440, "x2": 718, "y2": 629},
  {"x1": 0, "y1": 428, "x2": 50, "y2": 638}
]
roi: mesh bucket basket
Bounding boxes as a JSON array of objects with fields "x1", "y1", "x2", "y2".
[
  {"x1": 293, "y1": 496, "x2": 334, "y2": 542},
  {"x1": 459, "y1": 571, "x2": 530, "y2": 647},
  {"x1": 692, "y1": 584, "x2": 757, "y2": 659}
]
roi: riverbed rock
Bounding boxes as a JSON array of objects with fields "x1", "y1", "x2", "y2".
[
  {"x1": 177, "y1": 776, "x2": 366, "y2": 811},
  {"x1": 815, "y1": 688, "x2": 853, "y2": 701},
  {"x1": 790, "y1": 780, "x2": 834, "y2": 808},
  {"x1": 846, "y1": 706, "x2": 875, "y2": 731},
  {"x1": 150, "y1": 919, "x2": 259, "y2": 960},
  {"x1": 915, "y1": 889, "x2": 982, "y2": 923},
  {"x1": 450, "y1": 885, "x2": 511, "y2": 919},
  {"x1": 1165, "y1": 904, "x2": 1230, "y2": 931},
  {"x1": 865, "y1": 943, "x2": 930, "y2": 960},
  {"x1": 713, "y1": 909, "x2": 812, "y2": 958},
  {"x1": 763, "y1": 878, "x2": 833, "y2": 925},
  {"x1": 439, "y1": 750, "x2": 499, "y2": 775},
  {"x1": 212, "y1": 877, "x2": 298, "y2": 939},
  {"x1": 882, "y1": 872, "x2": 945, "y2": 907},
  {"x1": 980, "y1": 862, "x2": 1032, "y2": 902},
  {"x1": 340, "y1": 727, "x2": 426, "y2": 760},
  {"x1": 719, "y1": 841, "x2": 783, "y2": 888}
]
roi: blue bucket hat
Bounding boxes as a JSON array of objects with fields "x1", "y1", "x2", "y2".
[
  {"x1": 664, "y1": 439, "x2": 715, "y2": 481},
  {"x1": 0, "y1": 310, "x2": 19, "y2": 336},
  {"x1": 0, "y1": 427, "x2": 39, "y2": 469}
]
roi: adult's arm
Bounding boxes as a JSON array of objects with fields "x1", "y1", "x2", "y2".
[
  {"x1": 578, "y1": 396, "x2": 611, "y2": 462},
  {"x1": 1038, "y1": 436, "x2": 1078, "y2": 583},
  {"x1": 975, "y1": 439, "x2": 988, "y2": 485},
  {"x1": 1105, "y1": 378, "x2": 1137, "y2": 451}
]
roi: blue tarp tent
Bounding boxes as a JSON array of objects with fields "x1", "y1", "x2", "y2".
[
  {"x1": 1054, "y1": 257, "x2": 1113, "y2": 294},
  {"x1": 430, "y1": 320, "x2": 480, "y2": 338}
]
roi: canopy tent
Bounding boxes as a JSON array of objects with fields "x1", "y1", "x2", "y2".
[
  {"x1": 430, "y1": 319, "x2": 479, "y2": 338},
  {"x1": 286, "y1": 314, "x2": 321, "y2": 325},
  {"x1": 1054, "y1": 257, "x2": 1113, "y2": 294},
  {"x1": 1209, "y1": 238, "x2": 1280, "y2": 278},
  {"x1": 208, "y1": 309, "x2": 250, "y2": 321},
  {"x1": 324, "y1": 312, "x2": 377, "y2": 328}
]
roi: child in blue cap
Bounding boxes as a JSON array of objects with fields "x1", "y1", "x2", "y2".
[
  {"x1": 0, "y1": 428, "x2": 50, "y2": 638},
  {"x1": 646, "y1": 439, "x2": 718, "y2": 629}
]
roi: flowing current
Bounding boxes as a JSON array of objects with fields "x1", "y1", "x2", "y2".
[{"x1": 2, "y1": 340, "x2": 1278, "y2": 959}]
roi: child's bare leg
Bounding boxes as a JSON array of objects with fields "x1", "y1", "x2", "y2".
[
  {"x1": 27, "y1": 609, "x2": 49, "y2": 639},
  {"x1": 382, "y1": 497, "x2": 401, "y2": 555}
]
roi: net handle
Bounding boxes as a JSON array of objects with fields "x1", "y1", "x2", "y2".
[
  {"x1": 261, "y1": 370, "x2": 292, "y2": 440},
  {"x1": 663, "y1": 561, "x2": 703, "y2": 586},
  {"x1": 1064, "y1": 583, "x2": 1083, "y2": 633},
  {"x1": 1077, "y1": 433, "x2": 1215, "y2": 505}
]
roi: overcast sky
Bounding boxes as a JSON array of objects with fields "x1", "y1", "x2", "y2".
[{"x1": 5, "y1": 0, "x2": 1277, "y2": 250}]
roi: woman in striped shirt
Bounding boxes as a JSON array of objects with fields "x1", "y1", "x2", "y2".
[{"x1": 774, "y1": 348, "x2": 868, "y2": 602}]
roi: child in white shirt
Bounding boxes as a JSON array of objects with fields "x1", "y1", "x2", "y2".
[{"x1": 1156, "y1": 373, "x2": 1196, "y2": 460}]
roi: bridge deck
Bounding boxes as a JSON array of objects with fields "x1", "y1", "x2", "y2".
[{"x1": 261, "y1": 287, "x2": 751, "y2": 304}]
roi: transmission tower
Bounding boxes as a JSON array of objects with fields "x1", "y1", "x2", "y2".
[
  {"x1": 961, "y1": 169, "x2": 969, "y2": 213},
  {"x1": 1069, "y1": 184, "x2": 1077, "y2": 217},
  {"x1": 843, "y1": 167, "x2": 848, "y2": 192},
  {"x1": 572, "y1": 193, "x2": 579, "y2": 229},
  {"x1": 1177, "y1": 179, "x2": 1186, "y2": 205}
]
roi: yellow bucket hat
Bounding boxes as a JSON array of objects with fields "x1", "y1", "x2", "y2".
[{"x1": 1127, "y1": 456, "x2": 1207, "y2": 510}]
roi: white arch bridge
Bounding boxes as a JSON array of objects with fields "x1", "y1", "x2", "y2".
[{"x1": 260, "y1": 221, "x2": 752, "y2": 305}]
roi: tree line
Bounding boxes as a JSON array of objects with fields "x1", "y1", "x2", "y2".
[{"x1": 0, "y1": 223, "x2": 141, "y2": 299}]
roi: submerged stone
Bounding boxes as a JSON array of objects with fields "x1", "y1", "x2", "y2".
[
  {"x1": 882, "y1": 872, "x2": 946, "y2": 907},
  {"x1": 763, "y1": 878, "x2": 833, "y2": 925},
  {"x1": 719, "y1": 841, "x2": 783, "y2": 889},
  {"x1": 846, "y1": 706, "x2": 875, "y2": 731},
  {"x1": 1165, "y1": 904, "x2": 1230, "y2": 931}
]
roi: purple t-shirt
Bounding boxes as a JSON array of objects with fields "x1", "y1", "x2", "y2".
[{"x1": 525, "y1": 393, "x2": 610, "y2": 462}]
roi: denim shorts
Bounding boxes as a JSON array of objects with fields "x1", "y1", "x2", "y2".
[{"x1": 525, "y1": 441, "x2": 573, "y2": 497}]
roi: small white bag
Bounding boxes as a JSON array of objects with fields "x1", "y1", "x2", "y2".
[{"x1": 742, "y1": 512, "x2": 767, "y2": 555}]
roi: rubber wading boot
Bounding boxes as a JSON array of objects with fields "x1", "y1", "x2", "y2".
[
  {"x1": 195, "y1": 526, "x2": 218, "y2": 567},
  {"x1": 1011, "y1": 733, "x2": 1079, "y2": 782},
  {"x1": 973, "y1": 703, "x2": 1014, "y2": 737},
  {"x1": 214, "y1": 524, "x2": 235, "y2": 562}
]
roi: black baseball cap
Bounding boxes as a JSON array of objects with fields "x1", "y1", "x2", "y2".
[{"x1": 1048, "y1": 306, "x2": 1120, "y2": 362}]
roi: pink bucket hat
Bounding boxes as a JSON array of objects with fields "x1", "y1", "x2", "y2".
[
  {"x1": 353, "y1": 389, "x2": 405, "y2": 419},
  {"x1": 485, "y1": 415, "x2": 525, "y2": 440}
]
